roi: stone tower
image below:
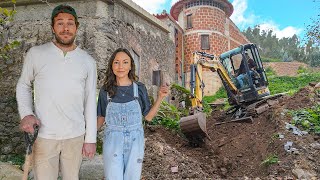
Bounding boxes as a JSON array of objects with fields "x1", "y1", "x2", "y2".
[{"x1": 168, "y1": 0, "x2": 250, "y2": 94}]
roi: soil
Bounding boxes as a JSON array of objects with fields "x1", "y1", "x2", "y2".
[
  {"x1": 263, "y1": 62, "x2": 308, "y2": 76},
  {"x1": 142, "y1": 85, "x2": 320, "y2": 179}
]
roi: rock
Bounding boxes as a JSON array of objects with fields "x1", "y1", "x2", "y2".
[
  {"x1": 310, "y1": 143, "x2": 320, "y2": 150},
  {"x1": 220, "y1": 167, "x2": 227, "y2": 176},
  {"x1": 153, "y1": 142, "x2": 164, "y2": 156},
  {"x1": 1, "y1": 145, "x2": 13, "y2": 155},
  {"x1": 309, "y1": 82, "x2": 318, "y2": 87},
  {"x1": 170, "y1": 165, "x2": 178, "y2": 173},
  {"x1": 0, "y1": 162, "x2": 23, "y2": 180},
  {"x1": 4, "y1": 107, "x2": 13, "y2": 113},
  {"x1": 79, "y1": 155, "x2": 104, "y2": 180},
  {"x1": 292, "y1": 168, "x2": 316, "y2": 179}
]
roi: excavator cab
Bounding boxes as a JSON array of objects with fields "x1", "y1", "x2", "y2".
[{"x1": 220, "y1": 43, "x2": 270, "y2": 104}]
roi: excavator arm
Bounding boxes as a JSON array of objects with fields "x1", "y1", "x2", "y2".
[
  {"x1": 180, "y1": 51, "x2": 239, "y2": 146},
  {"x1": 189, "y1": 52, "x2": 238, "y2": 111}
]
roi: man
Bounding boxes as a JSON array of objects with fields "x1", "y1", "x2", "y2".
[
  {"x1": 236, "y1": 52, "x2": 257, "y2": 88},
  {"x1": 16, "y1": 4, "x2": 97, "y2": 179}
]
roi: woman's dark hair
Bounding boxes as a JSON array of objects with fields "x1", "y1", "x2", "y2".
[{"x1": 104, "y1": 48, "x2": 138, "y2": 97}]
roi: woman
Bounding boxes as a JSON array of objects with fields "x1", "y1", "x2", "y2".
[{"x1": 97, "y1": 48, "x2": 169, "y2": 180}]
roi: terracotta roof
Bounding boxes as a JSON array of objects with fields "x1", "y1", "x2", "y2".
[
  {"x1": 170, "y1": 0, "x2": 234, "y2": 21},
  {"x1": 154, "y1": 10, "x2": 169, "y2": 19}
]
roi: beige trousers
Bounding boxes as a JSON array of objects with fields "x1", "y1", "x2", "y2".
[{"x1": 32, "y1": 135, "x2": 84, "y2": 180}]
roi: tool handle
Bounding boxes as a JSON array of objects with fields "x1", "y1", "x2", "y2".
[{"x1": 22, "y1": 154, "x2": 31, "y2": 180}]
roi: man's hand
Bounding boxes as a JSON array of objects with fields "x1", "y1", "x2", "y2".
[
  {"x1": 82, "y1": 143, "x2": 96, "y2": 159},
  {"x1": 20, "y1": 115, "x2": 41, "y2": 133}
]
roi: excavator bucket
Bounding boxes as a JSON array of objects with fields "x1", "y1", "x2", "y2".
[{"x1": 179, "y1": 112, "x2": 209, "y2": 143}]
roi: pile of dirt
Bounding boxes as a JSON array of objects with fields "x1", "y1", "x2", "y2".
[
  {"x1": 263, "y1": 62, "x2": 307, "y2": 76},
  {"x1": 142, "y1": 85, "x2": 320, "y2": 179}
]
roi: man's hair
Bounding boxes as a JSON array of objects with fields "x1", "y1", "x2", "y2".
[{"x1": 51, "y1": 4, "x2": 79, "y2": 27}]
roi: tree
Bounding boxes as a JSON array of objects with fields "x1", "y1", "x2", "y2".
[
  {"x1": 242, "y1": 25, "x2": 320, "y2": 66},
  {"x1": 0, "y1": 0, "x2": 20, "y2": 61},
  {"x1": 306, "y1": 0, "x2": 320, "y2": 46}
]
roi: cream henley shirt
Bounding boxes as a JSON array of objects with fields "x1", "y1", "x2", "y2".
[{"x1": 16, "y1": 42, "x2": 97, "y2": 143}]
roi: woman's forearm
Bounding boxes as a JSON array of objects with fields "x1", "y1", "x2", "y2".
[
  {"x1": 144, "y1": 96, "x2": 164, "y2": 121},
  {"x1": 97, "y1": 116, "x2": 105, "y2": 130}
]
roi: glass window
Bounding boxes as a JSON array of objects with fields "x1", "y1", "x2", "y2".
[
  {"x1": 187, "y1": 14, "x2": 192, "y2": 29},
  {"x1": 186, "y1": 0, "x2": 225, "y2": 11},
  {"x1": 201, "y1": 34, "x2": 210, "y2": 50}
]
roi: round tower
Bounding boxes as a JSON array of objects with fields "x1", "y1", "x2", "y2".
[
  {"x1": 171, "y1": 0, "x2": 233, "y2": 61},
  {"x1": 170, "y1": 0, "x2": 248, "y2": 95}
]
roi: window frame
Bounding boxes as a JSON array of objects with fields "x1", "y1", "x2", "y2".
[
  {"x1": 201, "y1": 34, "x2": 210, "y2": 50},
  {"x1": 186, "y1": 14, "x2": 193, "y2": 29}
]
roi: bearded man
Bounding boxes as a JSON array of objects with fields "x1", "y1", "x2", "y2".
[{"x1": 16, "y1": 4, "x2": 97, "y2": 179}]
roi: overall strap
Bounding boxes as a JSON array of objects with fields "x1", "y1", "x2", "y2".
[
  {"x1": 106, "y1": 92, "x2": 112, "y2": 102},
  {"x1": 133, "y1": 82, "x2": 139, "y2": 99}
]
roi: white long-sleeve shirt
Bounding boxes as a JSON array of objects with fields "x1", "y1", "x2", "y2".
[{"x1": 16, "y1": 42, "x2": 97, "y2": 143}]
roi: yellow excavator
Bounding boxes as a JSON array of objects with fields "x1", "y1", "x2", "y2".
[{"x1": 180, "y1": 43, "x2": 281, "y2": 145}]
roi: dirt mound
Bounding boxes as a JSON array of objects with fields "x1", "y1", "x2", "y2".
[
  {"x1": 263, "y1": 62, "x2": 307, "y2": 76},
  {"x1": 142, "y1": 85, "x2": 320, "y2": 179}
]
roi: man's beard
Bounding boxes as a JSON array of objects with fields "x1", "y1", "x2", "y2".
[{"x1": 54, "y1": 32, "x2": 76, "y2": 46}]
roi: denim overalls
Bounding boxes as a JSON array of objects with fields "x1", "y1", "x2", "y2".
[{"x1": 103, "y1": 82, "x2": 144, "y2": 180}]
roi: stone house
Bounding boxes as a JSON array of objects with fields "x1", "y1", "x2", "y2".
[
  {"x1": 0, "y1": 0, "x2": 175, "y2": 157},
  {"x1": 0, "y1": 0, "x2": 249, "y2": 157}
]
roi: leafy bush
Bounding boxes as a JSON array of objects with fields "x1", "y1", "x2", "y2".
[
  {"x1": 0, "y1": 0, "x2": 21, "y2": 61},
  {"x1": 290, "y1": 104, "x2": 320, "y2": 134},
  {"x1": 170, "y1": 83, "x2": 191, "y2": 106},
  {"x1": 151, "y1": 84, "x2": 215, "y2": 130},
  {"x1": 151, "y1": 101, "x2": 181, "y2": 131},
  {"x1": 297, "y1": 66, "x2": 308, "y2": 74},
  {"x1": 265, "y1": 67, "x2": 277, "y2": 77}
]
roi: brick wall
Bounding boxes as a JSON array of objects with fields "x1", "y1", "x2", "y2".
[
  {"x1": 228, "y1": 20, "x2": 249, "y2": 48},
  {"x1": 185, "y1": 7, "x2": 225, "y2": 32},
  {"x1": 175, "y1": 5, "x2": 249, "y2": 95}
]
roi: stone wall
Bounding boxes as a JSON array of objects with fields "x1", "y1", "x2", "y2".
[
  {"x1": 0, "y1": 0, "x2": 175, "y2": 157},
  {"x1": 158, "y1": 15, "x2": 184, "y2": 86}
]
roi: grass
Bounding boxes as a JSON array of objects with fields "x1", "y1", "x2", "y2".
[
  {"x1": 261, "y1": 57, "x2": 282, "y2": 62},
  {"x1": 265, "y1": 67, "x2": 277, "y2": 77},
  {"x1": 261, "y1": 154, "x2": 279, "y2": 166},
  {"x1": 2, "y1": 154, "x2": 25, "y2": 168},
  {"x1": 201, "y1": 68, "x2": 320, "y2": 114},
  {"x1": 203, "y1": 87, "x2": 227, "y2": 103},
  {"x1": 268, "y1": 72, "x2": 320, "y2": 95}
]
